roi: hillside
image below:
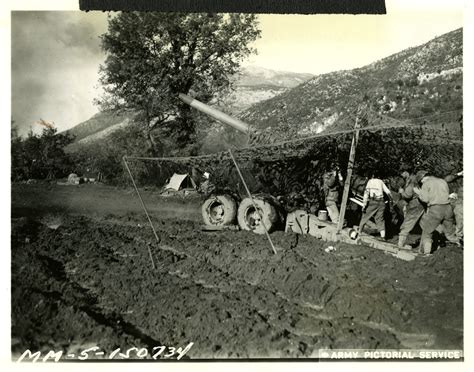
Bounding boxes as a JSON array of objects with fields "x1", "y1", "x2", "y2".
[
  {"x1": 239, "y1": 28, "x2": 463, "y2": 138},
  {"x1": 63, "y1": 111, "x2": 133, "y2": 142},
  {"x1": 237, "y1": 65, "x2": 314, "y2": 88},
  {"x1": 64, "y1": 67, "x2": 314, "y2": 149},
  {"x1": 214, "y1": 66, "x2": 314, "y2": 116},
  {"x1": 65, "y1": 28, "x2": 462, "y2": 154}
]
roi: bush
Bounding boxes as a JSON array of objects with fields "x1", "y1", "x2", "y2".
[
  {"x1": 11, "y1": 127, "x2": 75, "y2": 181},
  {"x1": 72, "y1": 124, "x2": 167, "y2": 185}
]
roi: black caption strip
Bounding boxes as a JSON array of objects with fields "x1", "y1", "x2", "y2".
[{"x1": 79, "y1": 0, "x2": 386, "y2": 14}]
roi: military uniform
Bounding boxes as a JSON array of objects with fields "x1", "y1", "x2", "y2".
[
  {"x1": 323, "y1": 171, "x2": 341, "y2": 223},
  {"x1": 445, "y1": 173, "x2": 463, "y2": 240},
  {"x1": 359, "y1": 178, "x2": 391, "y2": 238},
  {"x1": 416, "y1": 176, "x2": 458, "y2": 253},
  {"x1": 397, "y1": 174, "x2": 425, "y2": 248}
]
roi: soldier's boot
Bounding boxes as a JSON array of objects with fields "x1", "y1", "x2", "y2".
[
  {"x1": 398, "y1": 235, "x2": 407, "y2": 248},
  {"x1": 445, "y1": 232, "x2": 460, "y2": 246},
  {"x1": 421, "y1": 238, "x2": 432, "y2": 255}
]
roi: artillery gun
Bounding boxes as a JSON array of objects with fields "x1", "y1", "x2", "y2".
[
  {"x1": 178, "y1": 93, "x2": 367, "y2": 240},
  {"x1": 177, "y1": 93, "x2": 426, "y2": 260},
  {"x1": 123, "y1": 94, "x2": 460, "y2": 261},
  {"x1": 179, "y1": 93, "x2": 286, "y2": 234}
]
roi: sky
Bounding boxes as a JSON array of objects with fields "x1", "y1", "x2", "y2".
[
  {"x1": 11, "y1": 11, "x2": 108, "y2": 136},
  {"x1": 10, "y1": 0, "x2": 464, "y2": 136}
]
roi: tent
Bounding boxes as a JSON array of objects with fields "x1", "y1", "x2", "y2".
[
  {"x1": 67, "y1": 173, "x2": 80, "y2": 185},
  {"x1": 163, "y1": 173, "x2": 197, "y2": 191}
]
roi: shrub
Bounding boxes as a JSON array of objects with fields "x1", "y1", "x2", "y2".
[{"x1": 11, "y1": 127, "x2": 75, "y2": 181}]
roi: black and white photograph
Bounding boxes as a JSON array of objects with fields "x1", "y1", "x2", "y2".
[{"x1": 6, "y1": 0, "x2": 472, "y2": 365}]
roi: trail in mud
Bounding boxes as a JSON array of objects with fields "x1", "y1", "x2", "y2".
[{"x1": 11, "y1": 209, "x2": 463, "y2": 359}]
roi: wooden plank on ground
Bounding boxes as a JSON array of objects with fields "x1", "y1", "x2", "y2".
[
  {"x1": 201, "y1": 225, "x2": 239, "y2": 232},
  {"x1": 359, "y1": 234, "x2": 417, "y2": 261}
]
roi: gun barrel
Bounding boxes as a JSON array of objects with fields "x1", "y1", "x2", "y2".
[{"x1": 179, "y1": 93, "x2": 250, "y2": 134}]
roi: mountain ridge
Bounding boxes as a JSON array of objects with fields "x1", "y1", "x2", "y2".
[
  {"x1": 238, "y1": 28, "x2": 462, "y2": 138},
  {"x1": 66, "y1": 27, "x2": 462, "y2": 152},
  {"x1": 64, "y1": 66, "x2": 315, "y2": 147}
]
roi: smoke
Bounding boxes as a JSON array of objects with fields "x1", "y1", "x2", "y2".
[{"x1": 11, "y1": 11, "x2": 108, "y2": 136}]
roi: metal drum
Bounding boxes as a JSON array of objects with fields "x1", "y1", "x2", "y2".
[{"x1": 317, "y1": 210, "x2": 328, "y2": 221}]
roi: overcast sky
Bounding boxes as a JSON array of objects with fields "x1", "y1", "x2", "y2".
[
  {"x1": 11, "y1": 11, "x2": 108, "y2": 136},
  {"x1": 11, "y1": 1, "x2": 463, "y2": 135}
]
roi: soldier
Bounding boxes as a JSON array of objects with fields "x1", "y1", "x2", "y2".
[
  {"x1": 444, "y1": 170, "x2": 463, "y2": 241},
  {"x1": 397, "y1": 170, "x2": 426, "y2": 248},
  {"x1": 198, "y1": 171, "x2": 216, "y2": 196},
  {"x1": 322, "y1": 168, "x2": 343, "y2": 223},
  {"x1": 413, "y1": 172, "x2": 459, "y2": 254},
  {"x1": 359, "y1": 173, "x2": 392, "y2": 240}
]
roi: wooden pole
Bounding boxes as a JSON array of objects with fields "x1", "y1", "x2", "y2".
[
  {"x1": 123, "y1": 156, "x2": 158, "y2": 269},
  {"x1": 337, "y1": 115, "x2": 361, "y2": 233}
]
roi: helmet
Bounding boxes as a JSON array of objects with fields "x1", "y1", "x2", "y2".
[
  {"x1": 415, "y1": 170, "x2": 428, "y2": 183},
  {"x1": 203, "y1": 172, "x2": 210, "y2": 179}
]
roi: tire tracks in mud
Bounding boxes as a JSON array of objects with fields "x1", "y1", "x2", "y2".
[
  {"x1": 30, "y1": 216, "x2": 461, "y2": 353},
  {"x1": 30, "y1": 223, "x2": 322, "y2": 356},
  {"x1": 159, "y1": 229, "x2": 450, "y2": 350},
  {"x1": 106, "y1": 218, "x2": 434, "y2": 350},
  {"x1": 15, "y1": 229, "x2": 195, "y2": 358},
  {"x1": 291, "y1": 248, "x2": 463, "y2": 348},
  {"x1": 32, "y1": 252, "x2": 165, "y2": 352},
  {"x1": 155, "y1": 249, "x2": 393, "y2": 353},
  {"x1": 130, "y1": 231, "x2": 402, "y2": 350},
  {"x1": 144, "y1": 242, "x2": 328, "y2": 351},
  {"x1": 45, "y1": 219, "x2": 392, "y2": 354}
]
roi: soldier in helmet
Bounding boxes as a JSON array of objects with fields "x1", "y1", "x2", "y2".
[
  {"x1": 359, "y1": 172, "x2": 392, "y2": 240},
  {"x1": 444, "y1": 170, "x2": 463, "y2": 241},
  {"x1": 413, "y1": 172, "x2": 459, "y2": 254},
  {"x1": 322, "y1": 167, "x2": 343, "y2": 223},
  {"x1": 397, "y1": 170, "x2": 426, "y2": 248},
  {"x1": 198, "y1": 171, "x2": 215, "y2": 196}
]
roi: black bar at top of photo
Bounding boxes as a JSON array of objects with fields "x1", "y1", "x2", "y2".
[{"x1": 79, "y1": 0, "x2": 387, "y2": 14}]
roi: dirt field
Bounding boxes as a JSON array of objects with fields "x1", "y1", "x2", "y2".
[{"x1": 11, "y1": 183, "x2": 463, "y2": 360}]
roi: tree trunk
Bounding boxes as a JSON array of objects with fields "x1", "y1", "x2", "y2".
[
  {"x1": 145, "y1": 127, "x2": 162, "y2": 157},
  {"x1": 143, "y1": 107, "x2": 161, "y2": 157},
  {"x1": 176, "y1": 105, "x2": 195, "y2": 149}
]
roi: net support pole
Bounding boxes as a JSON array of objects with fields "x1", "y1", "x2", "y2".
[
  {"x1": 228, "y1": 150, "x2": 278, "y2": 255},
  {"x1": 123, "y1": 156, "x2": 158, "y2": 269},
  {"x1": 337, "y1": 115, "x2": 361, "y2": 233}
]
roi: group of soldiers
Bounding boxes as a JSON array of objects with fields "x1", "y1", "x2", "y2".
[{"x1": 322, "y1": 167, "x2": 463, "y2": 255}]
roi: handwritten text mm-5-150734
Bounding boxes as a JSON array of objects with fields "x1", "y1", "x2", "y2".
[{"x1": 16, "y1": 342, "x2": 194, "y2": 362}]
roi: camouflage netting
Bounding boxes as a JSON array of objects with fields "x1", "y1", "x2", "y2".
[{"x1": 125, "y1": 121, "x2": 462, "y2": 212}]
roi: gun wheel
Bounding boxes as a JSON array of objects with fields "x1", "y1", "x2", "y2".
[
  {"x1": 237, "y1": 197, "x2": 278, "y2": 235},
  {"x1": 201, "y1": 195, "x2": 237, "y2": 227}
]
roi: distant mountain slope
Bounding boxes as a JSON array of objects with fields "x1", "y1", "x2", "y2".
[
  {"x1": 236, "y1": 65, "x2": 314, "y2": 88},
  {"x1": 63, "y1": 111, "x2": 133, "y2": 142},
  {"x1": 208, "y1": 66, "x2": 315, "y2": 115},
  {"x1": 65, "y1": 28, "x2": 462, "y2": 153},
  {"x1": 65, "y1": 66, "x2": 314, "y2": 149},
  {"x1": 239, "y1": 28, "x2": 462, "y2": 137}
]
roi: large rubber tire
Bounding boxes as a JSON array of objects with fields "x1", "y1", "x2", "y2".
[
  {"x1": 237, "y1": 197, "x2": 278, "y2": 234},
  {"x1": 201, "y1": 195, "x2": 237, "y2": 227}
]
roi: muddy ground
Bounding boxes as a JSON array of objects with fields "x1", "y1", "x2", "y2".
[{"x1": 11, "y1": 183, "x2": 463, "y2": 359}]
